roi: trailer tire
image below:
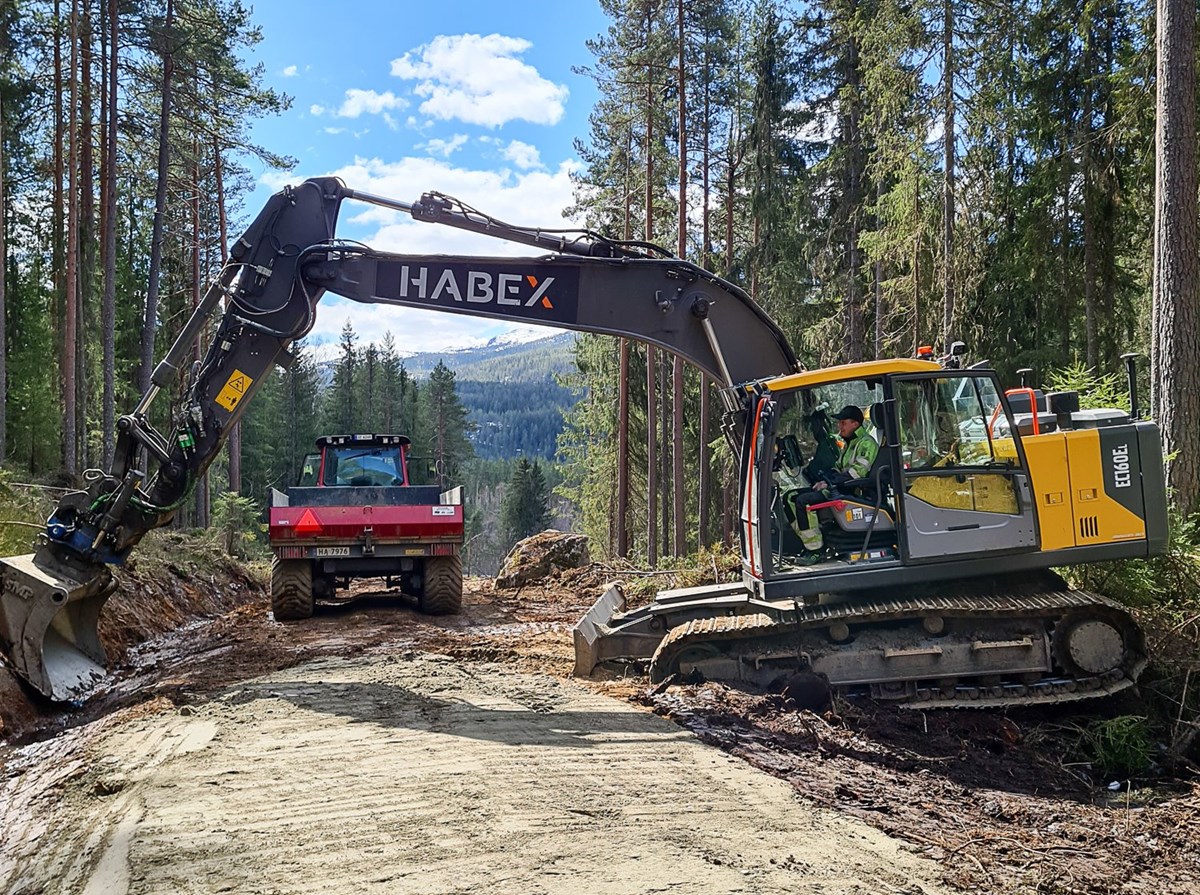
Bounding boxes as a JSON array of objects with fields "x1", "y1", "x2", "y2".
[
  {"x1": 271, "y1": 557, "x2": 314, "y2": 621},
  {"x1": 419, "y1": 555, "x2": 463, "y2": 615}
]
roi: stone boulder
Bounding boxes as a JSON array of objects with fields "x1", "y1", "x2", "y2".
[{"x1": 496, "y1": 530, "x2": 590, "y2": 589}]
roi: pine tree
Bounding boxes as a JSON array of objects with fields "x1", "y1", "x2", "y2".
[{"x1": 329, "y1": 319, "x2": 358, "y2": 433}]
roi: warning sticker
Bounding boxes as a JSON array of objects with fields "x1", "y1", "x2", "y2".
[{"x1": 215, "y1": 369, "x2": 253, "y2": 412}]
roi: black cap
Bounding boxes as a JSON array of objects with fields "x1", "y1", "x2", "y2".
[{"x1": 833, "y1": 405, "x2": 864, "y2": 423}]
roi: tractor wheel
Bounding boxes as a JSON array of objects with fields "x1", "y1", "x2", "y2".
[
  {"x1": 419, "y1": 555, "x2": 463, "y2": 615},
  {"x1": 271, "y1": 557, "x2": 314, "y2": 621}
]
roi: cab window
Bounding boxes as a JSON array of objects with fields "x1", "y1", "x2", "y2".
[
  {"x1": 896, "y1": 377, "x2": 1001, "y2": 469},
  {"x1": 297, "y1": 453, "x2": 320, "y2": 487},
  {"x1": 772, "y1": 379, "x2": 884, "y2": 474},
  {"x1": 325, "y1": 447, "x2": 406, "y2": 486}
]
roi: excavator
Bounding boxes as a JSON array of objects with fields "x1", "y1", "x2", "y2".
[{"x1": 0, "y1": 177, "x2": 1167, "y2": 709}]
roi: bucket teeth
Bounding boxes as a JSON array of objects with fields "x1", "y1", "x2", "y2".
[{"x1": 0, "y1": 551, "x2": 114, "y2": 701}]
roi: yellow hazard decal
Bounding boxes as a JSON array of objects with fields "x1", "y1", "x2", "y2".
[{"x1": 215, "y1": 369, "x2": 253, "y2": 412}]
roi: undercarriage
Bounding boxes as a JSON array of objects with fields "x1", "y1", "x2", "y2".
[{"x1": 574, "y1": 571, "x2": 1146, "y2": 708}]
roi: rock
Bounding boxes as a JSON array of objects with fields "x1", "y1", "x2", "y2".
[
  {"x1": 94, "y1": 772, "x2": 129, "y2": 795},
  {"x1": 496, "y1": 530, "x2": 590, "y2": 589}
]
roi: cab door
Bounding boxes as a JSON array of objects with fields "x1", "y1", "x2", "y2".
[
  {"x1": 738, "y1": 393, "x2": 775, "y2": 579},
  {"x1": 891, "y1": 372, "x2": 1039, "y2": 562}
]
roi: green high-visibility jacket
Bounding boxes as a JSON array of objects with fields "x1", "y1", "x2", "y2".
[{"x1": 837, "y1": 426, "x2": 879, "y2": 481}]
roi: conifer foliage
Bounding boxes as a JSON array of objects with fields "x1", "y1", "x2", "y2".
[
  {"x1": 560, "y1": 0, "x2": 1196, "y2": 559},
  {"x1": 500, "y1": 458, "x2": 553, "y2": 548}
]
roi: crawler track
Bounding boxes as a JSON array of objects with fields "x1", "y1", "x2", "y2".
[{"x1": 649, "y1": 587, "x2": 1146, "y2": 707}]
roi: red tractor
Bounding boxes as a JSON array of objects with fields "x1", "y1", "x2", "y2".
[{"x1": 267, "y1": 434, "x2": 464, "y2": 621}]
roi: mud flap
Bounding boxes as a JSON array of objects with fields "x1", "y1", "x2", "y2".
[{"x1": 0, "y1": 552, "x2": 115, "y2": 701}]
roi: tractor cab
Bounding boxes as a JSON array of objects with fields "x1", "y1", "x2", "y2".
[
  {"x1": 741, "y1": 361, "x2": 1039, "y2": 600},
  {"x1": 298, "y1": 434, "x2": 412, "y2": 488}
]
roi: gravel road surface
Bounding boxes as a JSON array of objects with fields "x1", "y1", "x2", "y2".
[{"x1": 2, "y1": 651, "x2": 948, "y2": 895}]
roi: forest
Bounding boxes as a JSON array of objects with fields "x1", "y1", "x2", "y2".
[
  {"x1": 0, "y1": 0, "x2": 1195, "y2": 569},
  {"x1": 559, "y1": 0, "x2": 1197, "y2": 563}
]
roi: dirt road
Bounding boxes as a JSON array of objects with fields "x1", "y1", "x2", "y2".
[{"x1": 2, "y1": 650, "x2": 948, "y2": 895}]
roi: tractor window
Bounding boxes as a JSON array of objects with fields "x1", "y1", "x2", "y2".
[
  {"x1": 297, "y1": 453, "x2": 320, "y2": 487},
  {"x1": 325, "y1": 447, "x2": 406, "y2": 486}
]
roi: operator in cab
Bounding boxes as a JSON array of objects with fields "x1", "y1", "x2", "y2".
[{"x1": 787, "y1": 405, "x2": 880, "y2": 563}]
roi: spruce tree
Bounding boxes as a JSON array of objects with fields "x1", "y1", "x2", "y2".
[
  {"x1": 419, "y1": 360, "x2": 475, "y2": 488},
  {"x1": 501, "y1": 458, "x2": 552, "y2": 547}
]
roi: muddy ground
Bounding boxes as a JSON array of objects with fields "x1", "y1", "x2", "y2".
[{"x1": 2, "y1": 570, "x2": 1198, "y2": 894}]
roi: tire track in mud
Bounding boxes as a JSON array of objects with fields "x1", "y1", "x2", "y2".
[{"x1": 3, "y1": 653, "x2": 950, "y2": 895}]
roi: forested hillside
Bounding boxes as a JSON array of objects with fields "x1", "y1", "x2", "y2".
[{"x1": 397, "y1": 332, "x2": 577, "y2": 461}]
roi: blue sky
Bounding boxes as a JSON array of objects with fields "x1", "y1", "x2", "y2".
[{"x1": 240, "y1": 1, "x2": 610, "y2": 356}]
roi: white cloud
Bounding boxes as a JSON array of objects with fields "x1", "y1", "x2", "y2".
[
  {"x1": 390, "y1": 34, "x2": 568, "y2": 128},
  {"x1": 323, "y1": 126, "x2": 346, "y2": 135},
  {"x1": 310, "y1": 103, "x2": 326, "y2": 116},
  {"x1": 498, "y1": 139, "x2": 542, "y2": 170},
  {"x1": 419, "y1": 134, "x2": 470, "y2": 157},
  {"x1": 281, "y1": 64, "x2": 298, "y2": 77},
  {"x1": 336, "y1": 88, "x2": 409, "y2": 119},
  {"x1": 268, "y1": 154, "x2": 581, "y2": 351}
]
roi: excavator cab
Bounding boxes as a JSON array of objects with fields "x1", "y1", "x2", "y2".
[{"x1": 747, "y1": 362, "x2": 1041, "y2": 591}]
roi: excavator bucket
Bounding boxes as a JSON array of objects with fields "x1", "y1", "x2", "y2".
[{"x1": 0, "y1": 553, "x2": 115, "y2": 701}]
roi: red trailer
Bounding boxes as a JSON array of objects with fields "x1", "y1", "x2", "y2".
[{"x1": 267, "y1": 434, "x2": 463, "y2": 621}]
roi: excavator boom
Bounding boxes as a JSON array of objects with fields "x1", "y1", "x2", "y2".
[{"x1": 0, "y1": 177, "x2": 799, "y2": 700}]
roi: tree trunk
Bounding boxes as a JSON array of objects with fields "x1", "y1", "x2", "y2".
[
  {"x1": 844, "y1": 2, "x2": 864, "y2": 362},
  {"x1": 212, "y1": 134, "x2": 239, "y2": 494},
  {"x1": 1082, "y1": 75, "x2": 1098, "y2": 372},
  {"x1": 659, "y1": 353, "x2": 669, "y2": 560},
  {"x1": 78, "y1": 1, "x2": 94, "y2": 470},
  {"x1": 1151, "y1": 0, "x2": 1200, "y2": 516},
  {"x1": 100, "y1": 0, "x2": 117, "y2": 468},
  {"x1": 0, "y1": 91, "x2": 6, "y2": 459},
  {"x1": 191, "y1": 134, "x2": 208, "y2": 527},
  {"x1": 63, "y1": 0, "x2": 79, "y2": 475},
  {"x1": 874, "y1": 182, "x2": 883, "y2": 359},
  {"x1": 616, "y1": 338, "x2": 629, "y2": 557},
  {"x1": 913, "y1": 163, "x2": 921, "y2": 354},
  {"x1": 140, "y1": 0, "x2": 174, "y2": 395},
  {"x1": 672, "y1": 0, "x2": 686, "y2": 558},
  {"x1": 616, "y1": 123, "x2": 633, "y2": 558},
  {"x1": 724, "y1": 130, "x2": 736, "y2": 547},
  {"x1": 53, "y1": 0, "x2": 65, "y2": 459},
  {"x1": 941, "y1": 0, "x2": 955, "y2": 344},
  {"x1": 645, "y1": 4, "x2": 657, "y2": 568},
  {"x1": 697, "y1": 47, "x2": 712, "y2": 548}
]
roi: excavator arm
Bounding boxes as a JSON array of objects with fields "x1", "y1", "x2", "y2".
[{"x1": 0, "y1": 176, "x2": 798, "y2": 700}]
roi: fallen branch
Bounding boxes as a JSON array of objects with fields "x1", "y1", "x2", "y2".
[{"x1": 947, "y1": 833, "x2": 1097, "y2": 859}]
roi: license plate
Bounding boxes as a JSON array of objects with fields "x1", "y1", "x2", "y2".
[{"x1": 314, "y1": 546, "x2": 351, "y2": 557}]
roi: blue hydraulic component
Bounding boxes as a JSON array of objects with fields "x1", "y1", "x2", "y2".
[{"x1": 44, "y1": 511, "x2": 127, "y2": 565}]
